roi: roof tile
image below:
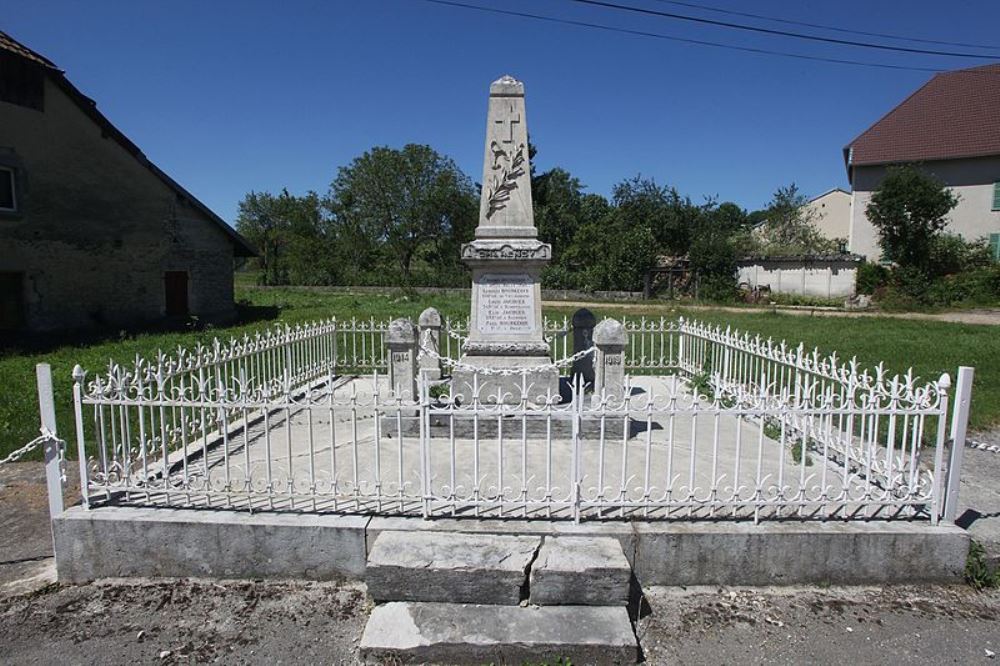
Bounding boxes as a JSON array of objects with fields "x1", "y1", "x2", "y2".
[{"x1": 847, "y1": 63, "x2": 1000, "y2": 166}]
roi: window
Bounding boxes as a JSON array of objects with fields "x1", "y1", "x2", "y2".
[
  {"x1": 0, "y1": 166, "x2": 15, "y2": 212},
  {"x1": 993, "y1": 182, "x2": 1000, "y2": 211}
]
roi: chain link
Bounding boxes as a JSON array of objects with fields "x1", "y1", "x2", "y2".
[
  {"x1": 968, "y1": 439, "x2": 1000, "y2": 454},
  {"x1": 0, "y1": 428, "x2": 64, "y2": 466},
  {"x1": 419, "y1": 330, "x2": 594, "y2": 376}
]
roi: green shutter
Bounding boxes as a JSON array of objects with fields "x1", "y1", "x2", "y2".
[
  {"x1": 993, "y1": 182, "x2": 1000, "y2": 211},
  {"x1": 991, "y1": 233, "x2": 1000, "y2": 263}
]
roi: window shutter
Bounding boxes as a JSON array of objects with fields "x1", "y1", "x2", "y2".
[
  {"x1": 993, "y1": 182, "x2": 1000, "y2": 211},
  {"x1": 991, "y1": 233, "x2": 1000, "y2": 263}
]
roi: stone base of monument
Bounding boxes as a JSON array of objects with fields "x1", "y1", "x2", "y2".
[
  {"x1": 451, "y1": 357, "x2": 560, "y2": 405},
  {"x1": 379, "y1": 412, "x2": 643, "y2": 439}
]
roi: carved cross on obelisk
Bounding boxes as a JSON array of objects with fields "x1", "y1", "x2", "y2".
[
  {"x1": 494, "y1": 106, "x2": 520, "y2": 144},
  {"x1": 453, "y1": 75, "x2": 559, "y2": 404}
]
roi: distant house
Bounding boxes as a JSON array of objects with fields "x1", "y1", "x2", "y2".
[
  {"x1": 844, "y1": 63, "x2": 1000, "y2": 260},
  {"x1": 804, "y1": 188, "x2": 850, "y2": 245},
  {"x1": 0, "y1": 31, "x2": 255, "y2": 332}
]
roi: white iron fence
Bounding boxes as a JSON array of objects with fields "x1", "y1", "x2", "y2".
[{"x1": 47, "y1": 315, "x2": 973, "y2": 524}]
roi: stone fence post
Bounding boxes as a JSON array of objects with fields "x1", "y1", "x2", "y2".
[
  {"x1": 571, "y1": 308, "x2": 597, "y2": 389},
  {"x1": 387, "y1": 318, "x2": 418, "y2": 400},
  {"x1": 418, "y1": 307, "x2": 442, "y2": 380},
  {"x1": 593, "y1": 318, "x2": 627, "y2": 400}
]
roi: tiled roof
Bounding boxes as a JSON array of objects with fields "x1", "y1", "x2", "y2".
[
  {"x1": 0, "y1": 30, "x2": 58, "y2": 69},
  {"x1": 845, "y1": 63, "x2": 1000, "y2": 169}
]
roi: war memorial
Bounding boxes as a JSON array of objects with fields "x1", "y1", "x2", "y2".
[{"x1": 34, "y1": 76, "x2": 974, "y2": 663}]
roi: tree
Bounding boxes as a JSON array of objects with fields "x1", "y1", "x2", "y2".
[
  {"x1": 533, "y1": 167, "x2": 587, "y2": 258},
  {"x1": 753, "y1": 184, "x2": 841, "y2": 256},
  {"x1": 612, "y1": 176, "x2": 698, "y2": 256},
  {"x1": 865, "y1": 165, "x2": 958, "y2": 271},
  {"x1": 236, "y1": 189, "x2": 327, "y2": 285},
  {"x1": 688, "y1": 202, "x2": 745, "y2": 300},
  {"x1": 327, "y1": 144, "x2": 477, "y2": 283}
]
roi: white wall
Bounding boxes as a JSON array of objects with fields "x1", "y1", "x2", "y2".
[
  {"x1": 806, "y1": 189, "x2": 851, "y2": 243},
  {"x1": 849, "y1": 156, "x2": 1000, "y2": 260},
  {"x1": 737, "y1": 258, "x2": 859, "y2": 298}
]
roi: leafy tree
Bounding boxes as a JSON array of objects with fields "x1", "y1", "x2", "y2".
[
  {"x1": 533, "y1": 167, "x2": 587, "y2": 259},
  {"x1": 753, "y1": 184, "x2": 841, "y2": 256},
  {"x1": 327, "y1": 144, "x2": 477, "y2": 283},
  {"x1": 865, "y1": 165, "x2": 958, "y2": 271},
  {"x1": 612, "y1": 176, "x2": 698, "y2": 256},
  {"x1": 236, "y1": 189, "x2": 327, "y2": 285},
  {"x1": 688, "y1": 202, "x2": 745, "y2": 300}
]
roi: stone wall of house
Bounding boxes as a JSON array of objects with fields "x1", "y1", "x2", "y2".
[
  {"x1": 0, "y1": 76, "x2": 237, "y2": 331},
  {"x1": 849, "y1": 156, "x2": 1000, "y2": 260}
]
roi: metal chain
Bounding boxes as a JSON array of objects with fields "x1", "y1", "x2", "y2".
[
  {"x1": 0, "y1": 428, "x2": 64, "y2": 466},
  {"x1": 968, "y1": 439, "x2": 1000, "y2": 454},
  {"x1": 419, "y1": 330, "x2": 594, "y2": 376}
]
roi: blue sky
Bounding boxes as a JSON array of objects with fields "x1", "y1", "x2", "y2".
[{"x1": 6, "y1": 0, "x2": 1000, "y2": 224}]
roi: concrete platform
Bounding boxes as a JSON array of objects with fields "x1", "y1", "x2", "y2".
[
  {"x1": 359, "y1": 601, "x2": 638, "y2": 664},
  {"x1": 53, "y1": 507, "x2": 970, "y2": 586},
  {"x1": 530, "y1": 536, "x2": 632, "y2": 606},
  {"x1": 366, "y1": 530, "x2": 539, "y2": 604}
]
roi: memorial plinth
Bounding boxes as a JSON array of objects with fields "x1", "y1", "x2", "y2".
[{"x1": 452, "y1": 75, "x2": 559, "y2": 403}]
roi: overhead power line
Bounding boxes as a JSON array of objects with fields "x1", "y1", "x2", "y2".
[
  {"x1": 651, "y1": 0, "x2": 1000, "y2": 52},
  {"x1": 419, "y1": 0, "x2": 945, "y2": 73},
  {"x1": 566, "y1": 0, "x2": 999, "y2": 60}
]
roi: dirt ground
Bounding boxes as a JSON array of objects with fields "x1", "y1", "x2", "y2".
[{"x1": 2, "y1": 450, "x2": 1000, "y2": 665}]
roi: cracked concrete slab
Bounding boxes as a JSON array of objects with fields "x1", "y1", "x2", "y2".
[{"x1": 365, "y1": 530, "x2": 540, "y2": 604}]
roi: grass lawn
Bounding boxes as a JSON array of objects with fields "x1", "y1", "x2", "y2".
[{"x1": 2, "y1": 285, "x2": 997, "y2": 459}]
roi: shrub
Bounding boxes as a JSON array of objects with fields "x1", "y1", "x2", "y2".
[
  {"x1": 927, "y1": 234, "x2": 994, "y2": 277},
  {"x1": 855, "y1": 262, "x2": 889, "y2": 295}
]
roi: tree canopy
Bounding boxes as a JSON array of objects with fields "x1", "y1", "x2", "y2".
[
  {"x1": 236, "y1": 143, "x2": 852, "y2": 298},
  {"x1": 865, "y1": 165, "x2": 958, "y2": 270}
]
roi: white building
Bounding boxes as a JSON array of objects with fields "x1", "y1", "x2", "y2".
[
  {"x1": 844, "y1": 63, "x2": 1000, "y2": 261},
  {"x1": 805, "y1": 188, "x2": 851, "y2": 245}
]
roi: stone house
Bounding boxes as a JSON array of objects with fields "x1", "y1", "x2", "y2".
[
  {"x1": 0, "y1": 32, "x2": 255, "y2": 332},
  {"x1": 844, "y1": 63, "x2": 1000, "y2": 261}
]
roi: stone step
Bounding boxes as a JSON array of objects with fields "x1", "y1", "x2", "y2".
[
  {"x1": 530, "y1": 536, "x2": 632, "y2": 606},
  {"x1": 365, "y1": 530, "x2": 540, "y2": 605},
  {"x1": 360, "y1": 601, "x2": 638, "y2": 665}
]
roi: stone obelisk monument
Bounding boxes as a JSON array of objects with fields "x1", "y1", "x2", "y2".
[{"x1": 452, "y1": 75, "x2": 559, "y2": 402}]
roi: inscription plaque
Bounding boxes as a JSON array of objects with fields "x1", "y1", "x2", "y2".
[{"x1": 476, "y1": 273, "x2": 535, "y2": 335}]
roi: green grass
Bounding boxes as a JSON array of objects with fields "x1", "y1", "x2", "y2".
[{"x1": 2, "y1": 284, "x2": 997, "y2": 459}]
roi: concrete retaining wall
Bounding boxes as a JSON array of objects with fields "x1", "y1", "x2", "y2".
[
  {"x1": 737, "y1": 256, "x2": 861, "y2": 299},
  {"x1": 53, "y1": 506, "x2": 368, "y2": 583},
  {"x1": 52, "y1": 507, "x2": 969, "y2": 586}
]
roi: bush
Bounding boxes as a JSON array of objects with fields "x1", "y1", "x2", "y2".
[
  {"x1": 855, "y1": 262, "x2": 889, "y2": 295},
  {"x1": 698, "y1": 274, "x2": 737, "y2": 302},
  {"x1": 927, "y1": 234, "x2": 994, "y2": 277}
]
